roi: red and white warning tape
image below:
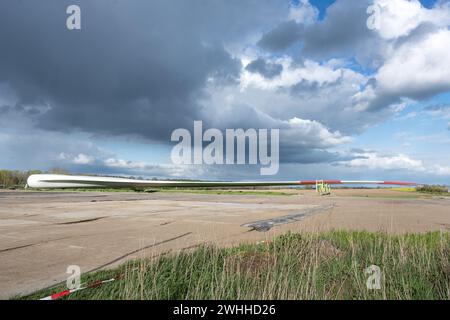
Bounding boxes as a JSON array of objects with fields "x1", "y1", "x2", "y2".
[{"x1": 40, "y1": 276, "x2": 121, "y2": 300}]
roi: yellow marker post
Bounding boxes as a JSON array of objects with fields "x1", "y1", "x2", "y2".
[{"x1": 316, "y1": 180, "x2": 331, "y2": 196}]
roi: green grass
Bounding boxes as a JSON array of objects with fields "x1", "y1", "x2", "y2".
[{"x1": 22, "y1": 231, "x2": 450, "y2": 300}]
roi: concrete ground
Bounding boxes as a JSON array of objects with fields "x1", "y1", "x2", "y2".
[{"x1": 0, "y1": 189, "x2": 449, "y2": 299}]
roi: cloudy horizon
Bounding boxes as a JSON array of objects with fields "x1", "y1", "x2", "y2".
[{"x1": 1, "y1": 0, "x2": 450, "y2": 184}]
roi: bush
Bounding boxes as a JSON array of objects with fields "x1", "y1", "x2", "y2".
[
  {"x1": 416, "y1": 185, "x2": 449, "y2": 194},
  {"x1": 0, "y1": 170, "x2": 42, "y2": 189}
]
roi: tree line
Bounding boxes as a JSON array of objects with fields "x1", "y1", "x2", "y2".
[{"x1": 0, "y1": 168, "x2": 69, "y2": 189}]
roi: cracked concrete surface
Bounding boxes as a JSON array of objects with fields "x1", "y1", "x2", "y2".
[{"x1": 0, "y1": 189, "x2": 449, "y2": 299}]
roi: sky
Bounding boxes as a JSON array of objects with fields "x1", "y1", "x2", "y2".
[{"x1": 0, "y1": 0, "x2": 449, "y2": 184}]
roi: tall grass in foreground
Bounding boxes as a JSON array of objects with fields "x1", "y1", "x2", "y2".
[{"x1": 24, "y1": 231, "x2": 450, "y2": 300}]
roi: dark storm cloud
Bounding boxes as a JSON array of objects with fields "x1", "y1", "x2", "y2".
[
  {"x1": 0, "y1": 103, "x2": 43, "y2": 116},
  {"x1": 280, "y1": 146, "x2": 342, "y2": 164},
  {"x1": 258, "y1": 0, "x2": 384, "y2": 66},
  {"x1": 245, "y1": 58, "x2": 283, "y2": 79},
  {"x1": 0, "y1": 105, "x2": 12, "y2": 114},
  {"x1": 300, "y1": 0, "x2": 376, "y2": 61},
  {"x1": 289, "y1": 75, "x2": 344, "y2": 97},
  {"x1": 0, "y1": 0, "x2": 288, "y2": 141},
  {"x1": 257, "y1": 20, "x2": 304, "y2": 52}
]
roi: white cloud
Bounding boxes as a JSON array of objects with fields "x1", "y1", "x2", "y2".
[
  {"x1": 55, "y1": 152, "x2": 95, "y2": 165},
  {"x1": 355, "y1": 27, "x2": 450, "y2": 112},
  {"x1": 103, "y1": 158, "x2": 206, "y2": 178},
  {"x1": 201, "y1": 74, "x2": 355, "y2": 152},
  {"x1": 348, "y1": 1, "x2": 450, "y2": 112},
  {"x1": 393, "y1": 132, "x2": 450, "y2": 144},
  {"x1": 286, "y1": 117, "x2": 352, "y2": 148},
  {"x1": 240, "y1": 57, "x2": 362, "y2": 90},
  {"x1": 203, "y1": 55, "x2": 392, "y2": 139},
  {"x1": 374, "y1": 0, "x2": 450, "y2": 40},
  {"x1": 425, "y1": 104, "x2": 450, "y2": 120},
  {"x1": 376, "y1": 29, "x2": 450, "y2": 98},
  {"x1": 288, "y1": 0, "x2": 319, "y2": 25},
  {"x1": 57, "y1": 153, "x2": 95, "y2": 165},
  {"x1": 104, "y1": 158, "x2": 155, "y2": 171},
  {"x1": 340, "y1": 150, "x2": 450, "y2": 176},
  {"x1": 73, "y1": 153, "x2": 94, "y2": 165},
  {"x1": 395, "y1": 111, "x2": 417, "y2": 120},
  {"x1": 430, "y1": 164, "x2": 450, "y2": 176},
  {"x1": 343, "y1": 151, "x2": 425, "y2": 171}
]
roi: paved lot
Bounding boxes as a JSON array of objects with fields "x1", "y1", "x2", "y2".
[{"x1": 0, "y1": 189, "x2": 449, "y2": 299}]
